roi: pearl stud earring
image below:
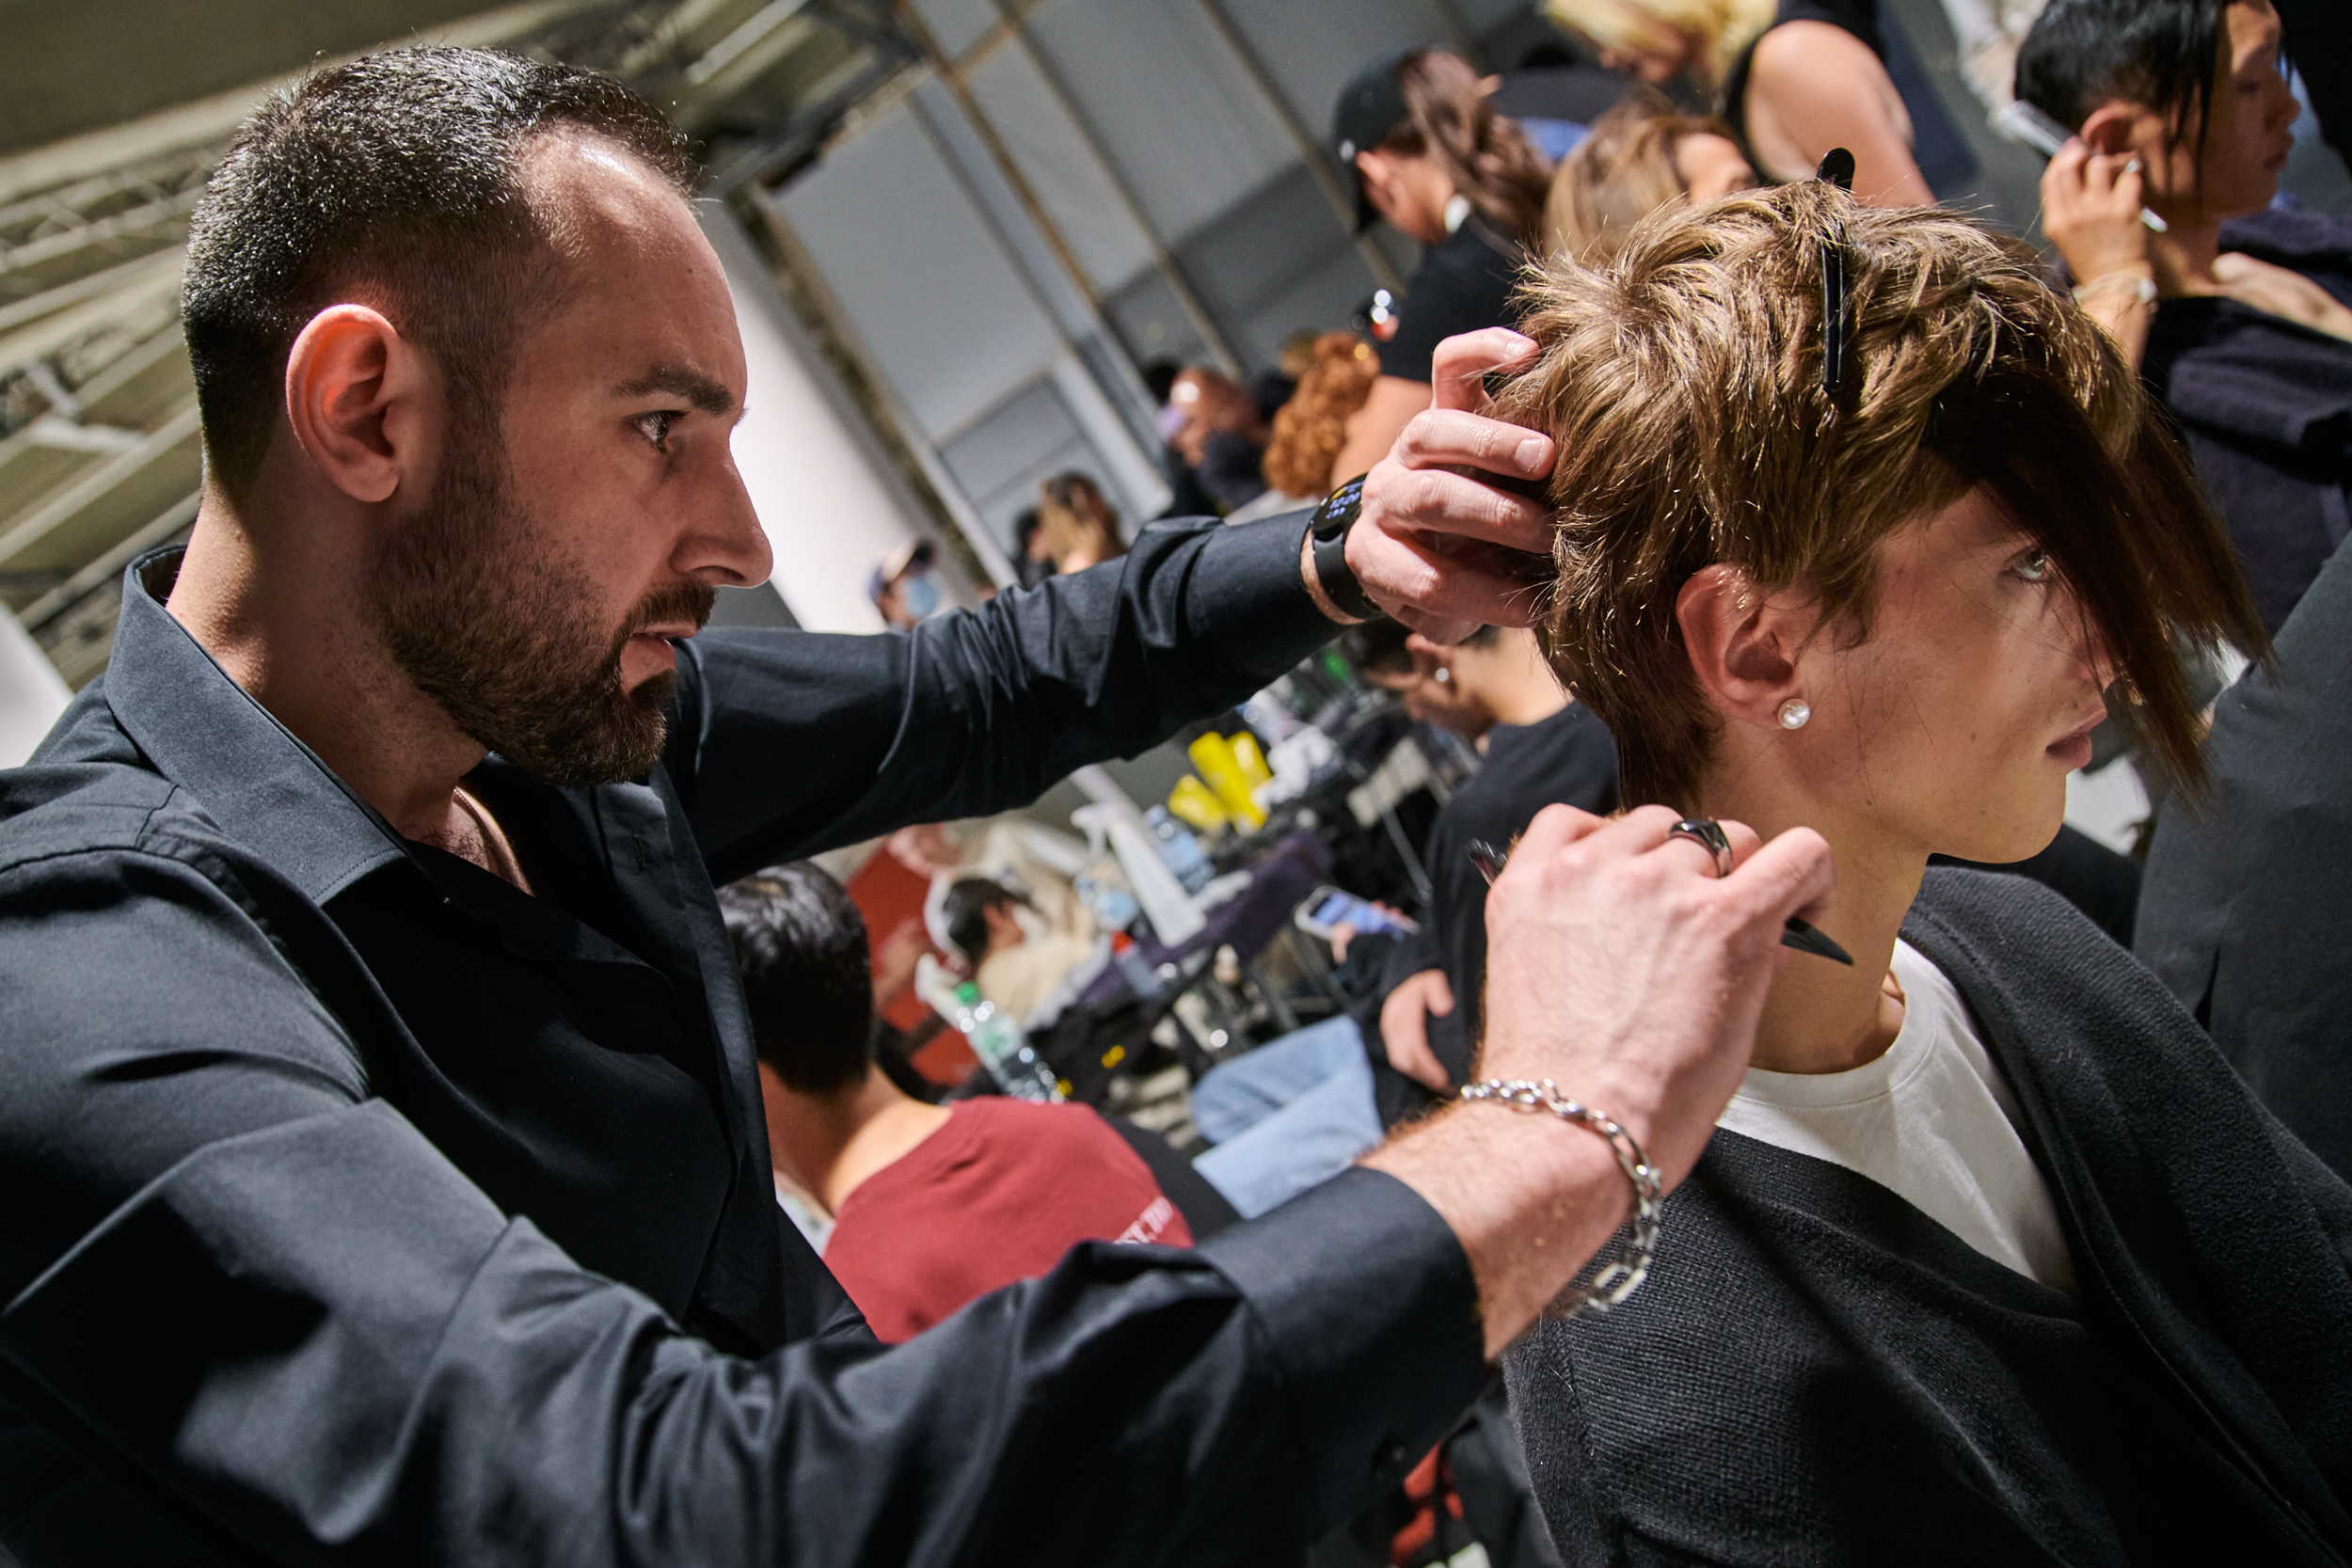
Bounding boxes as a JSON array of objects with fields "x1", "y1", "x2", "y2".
[{"x1": 1777, "y1": 698, "x2": 1811, "y2": 730}]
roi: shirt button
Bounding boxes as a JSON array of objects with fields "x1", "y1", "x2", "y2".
[{"x1": 1376, "y1": 1438, "x2": 1408, "y2": 1477}]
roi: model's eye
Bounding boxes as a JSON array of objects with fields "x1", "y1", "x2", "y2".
[
  {"x1": 635, "y1": 410, "x2": 683, "y2": 449},
  {"x1": 2014, "y1": 551, "x2": 2052, "y2": 583}
]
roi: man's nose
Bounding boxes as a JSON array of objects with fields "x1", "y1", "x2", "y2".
[{"x1": 690, "y1": 464, "x2": 773, "y2": 589}]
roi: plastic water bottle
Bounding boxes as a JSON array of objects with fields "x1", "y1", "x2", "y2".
[
  {"x1": 953, "y1": 980, "x2": 1062, "y2": 1101},
  {"x1": 1145, "y1": 805, "x2": 1214, "y2": 894}
]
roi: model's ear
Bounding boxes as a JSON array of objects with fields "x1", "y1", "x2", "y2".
[
  {"x1": 2076, "y1": 101, "x2": 2148, "y2": 159},
  {"x1": 1676, "y1": 563, "x2": 1808, "y2": 728},
  {"x1": 281, "y1": 304, "x2": 436, "y2": 505}
]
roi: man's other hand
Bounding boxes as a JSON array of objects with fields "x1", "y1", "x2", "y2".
[
  {"x1": 1348, "y1": 328, "x2": 1556, "y2": 643},
  {"x1": 1380, "y1": 969, "x2": 1456, "y2": 1091},
  {"x1": 1365, "y1": 803, "x2": 1833, "y2": 1355}
]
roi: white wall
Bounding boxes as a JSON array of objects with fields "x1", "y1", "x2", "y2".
[
  {"x1": 698, "y1": 202, "x2": 932, "y2": 635},
  {"x1": 0, "y1": 609, "x2": 70, "y2": 767}
]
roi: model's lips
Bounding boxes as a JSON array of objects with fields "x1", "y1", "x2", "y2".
[
  {"x1": 2266, "y1": 138, "x2": 2294, "y2": 171},
  {"x1": 2047, "y1": 707, "x2": 2106, "y2": 768}
]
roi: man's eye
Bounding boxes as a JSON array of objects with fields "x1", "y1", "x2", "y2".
[
  {"x1": 636, "y1": 411, "x2": 682, "y2": 448},
  {"x1": 2014, "y1": 552, "x2": 2052, "y2": 582}
]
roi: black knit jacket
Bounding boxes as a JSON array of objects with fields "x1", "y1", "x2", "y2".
[{"x1": 1504, "y1": 868, "x2": 2352, "y2": 1567}]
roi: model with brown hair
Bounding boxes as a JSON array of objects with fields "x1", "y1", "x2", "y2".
[
  {"x1": 1542, "y1": 91, "x2": 1756, "y2": 264},
  {"x1": 1492, "y1": 182, "x2": 2352, "y2": 1560},
  {"x1": 1327, "y1": 48, "x2": 1556, "y2": 486}
]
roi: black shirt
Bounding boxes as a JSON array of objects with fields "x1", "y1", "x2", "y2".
[
  {"x1": 0, "y1": 515, "x2": 1486, "y2": 1566},
  {"x1": 1382, "y1": 705, "x2": 1619, "y2": 1089},
  {"x1": 1376, "y1": 218, "x2": 1527, "y2": 386},
  {"x1": 2141, "y1": 206, "x2": 2352, "y2": 634}
]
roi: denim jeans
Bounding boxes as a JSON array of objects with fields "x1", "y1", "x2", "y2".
[{"x1": 1191, "y1": 1016, "x2": 1382, "y2": 1219}]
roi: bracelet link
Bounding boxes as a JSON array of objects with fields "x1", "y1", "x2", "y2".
[{"x1": 1457, "y1": 1077, "x2": 1663, "y2": 1318}]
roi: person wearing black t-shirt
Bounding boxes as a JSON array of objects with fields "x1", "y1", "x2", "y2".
[
  {"x1": 1326, "y1": 47, "x2": 1557, "y2": 487},
  {"x1": 1374, "y1": 626, "x2": 1620, "y2": 1099}
]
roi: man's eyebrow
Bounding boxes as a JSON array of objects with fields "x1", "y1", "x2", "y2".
[{"x1": 613, "y1": 366, "x2": 737, "y2": 416}]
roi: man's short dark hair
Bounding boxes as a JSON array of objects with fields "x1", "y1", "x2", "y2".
[
  {"x1": 717, "y1": 863, "x2": 875, "y2": 1095},
  {"x1": 2016, "y1": 0, "x2": 2227, "y2": 152},
  {"x1": 182, "y1": 46, "x2": 697, "y2": 496}
]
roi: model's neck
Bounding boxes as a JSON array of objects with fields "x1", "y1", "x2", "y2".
[
  {"x1": 761, "y1": 1066, "x2": 952, "y2": 1215},
  {"x1": 1696, "y1": 780, "x2": 1919, "y2": 1074},
  {"x1": 166, "y1": 496, "x2": 487, "y2": 847},
  {"x1": 2147, "y1": 201, "x2": 2226, "y2": 292}
]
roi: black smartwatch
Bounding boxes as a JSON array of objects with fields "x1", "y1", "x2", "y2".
[{"x1": 1309, "y1": 474, "x2": 1381, "y2": 622}]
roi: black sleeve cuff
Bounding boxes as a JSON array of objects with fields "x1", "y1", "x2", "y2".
[
  {"x1": 1171, "y1": 508, "x2": 1334, "y2": 683},
  {"x1": 1200, "y1": 1165, "x2": 1486, "y2": 1534}
]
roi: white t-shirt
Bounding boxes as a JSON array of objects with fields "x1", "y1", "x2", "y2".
[{"x1": 1717, "y1": 939, "x2": 2076, "y2": 1296}]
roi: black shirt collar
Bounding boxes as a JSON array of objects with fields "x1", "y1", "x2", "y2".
[{"x1": 106, "y1": 547, "x2": 409, "y2": 905}]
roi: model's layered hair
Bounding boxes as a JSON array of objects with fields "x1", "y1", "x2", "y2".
[
  {"x1": 1492, "y1": 182, "x2": 2265, "y2": 811},
  {"x1": 2016, "y1": 0, "x2": 2229, "y2": 149},
  {"x1": 1544, "y1": 92, "x2": 1740, "y2": 265}
]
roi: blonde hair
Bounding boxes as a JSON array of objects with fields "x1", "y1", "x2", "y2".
[
  {"x1": 1263, "y1": 333, "x2": 1380, "y2": 499},
  {"x1": 1543, "y1": 0, "x2": 1775, "y2": 87},
  {"x1": 1494, "y1": 183, "x2": 2265, "y2": 810},
  {"x1": 1544, "y1": 92, "x2": 1737, "y2": 265}
]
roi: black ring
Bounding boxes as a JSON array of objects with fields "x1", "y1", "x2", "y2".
[{"x1": 1665, "y1": 817, "x2": 1734, "y2": 879}]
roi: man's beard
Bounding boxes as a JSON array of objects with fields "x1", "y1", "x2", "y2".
[{"x1": 373, "y1": 428, "x2": 715, "y2": 789}]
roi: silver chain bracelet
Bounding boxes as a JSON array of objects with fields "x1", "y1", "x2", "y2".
[{"x1": 1456, "y1": 1078, "x2": 1663, "y2": 1318}]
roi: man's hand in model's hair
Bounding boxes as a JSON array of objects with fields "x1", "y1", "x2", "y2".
[
  {"x1": 1365, "y1": 804, "x2": 1835, "y2": 1355},
  {"x1": 1349, "y1": 328, "x2": 1556, "y2": 644},
  {"x1": 1381, "y1": 968, "x2": 1456, "y2": 1091}
]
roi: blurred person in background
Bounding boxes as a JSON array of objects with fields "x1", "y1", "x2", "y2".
[
  {"x1": 720, "y1": 863, "x2": 1205, "y2": 1344},
  {"x1": 1327, "y1": 47, "x2": 1556, "y2": 485},
  {"x1": 1009, "y1": 506, "x2": 1053, "y2": 591},
  {"x1": 1546, "y1": 0, "x2": 1940, "y2": 203},
  {"x1": 1035, "y1": 471, "x2": 1129, "y2": 573},
  {"x1": 1226, "y1": 331, "x2": 1383, "y2": 524},
  {"x1": 1168, "y1": 366, "x2": 1273, "y2": 514},
  {"x1": 940, "y1": 876, "x2": 1098, "y2": 1024},
  {"x1": 2024, "y1": 0, "x2": 2350, "y2": 633},
  {"x1": 866, "y1": 538, "x2": 941, "y2": 630},
  {"x1": 1543, "y1": 90, "x2": 1757, "y2": 263},
  {"x1": 1374, "y1": 626, "x2": 1620, "y2": 1101}
]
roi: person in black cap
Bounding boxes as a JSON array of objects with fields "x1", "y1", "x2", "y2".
[{"x1": 1325, "y1": 46, "x2": 1556, "y2": 489}]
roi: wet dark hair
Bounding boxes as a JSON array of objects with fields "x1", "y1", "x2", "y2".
[
  {"x1": 717, "y1": 863, "x2": 875, "y2": 1096},
  {"x1": 183, "y1": 46, "x2": 697, "y2": 496},
  {"x1": 2015, "y1": 0, "x2": 2227, "y2": 158},
  {"x1": 940, "y1": 879, "x2": 1023, "y2": 969}
]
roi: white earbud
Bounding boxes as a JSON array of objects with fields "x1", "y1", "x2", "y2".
[{"x1": 1777, "y1": 698, "x2": 1811, "y2": 730}]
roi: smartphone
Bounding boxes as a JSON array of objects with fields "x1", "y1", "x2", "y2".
[
  {"x1": 1994, "y1": 100, "x2": 2169, "y2": 231},
  {"x1": 1295, "y1": 885, "x2": 1419, "y2": 942}
]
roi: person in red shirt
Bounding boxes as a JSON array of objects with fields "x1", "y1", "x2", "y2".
[{"x1": 717, "y1": 862, "x2": 1206, "y2": 1342}]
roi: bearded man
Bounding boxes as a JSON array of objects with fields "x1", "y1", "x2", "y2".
[{"x1": 0, "y1": 49, "x2": 1830, "y2": 1567}]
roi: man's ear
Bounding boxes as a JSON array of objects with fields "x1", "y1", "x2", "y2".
[
  {"x1": 281, "y1": 304, "x2": 435, "y2": 505},
  {"x1": 1676, "y1": 562, "x2": 1806, "y2": 728}
]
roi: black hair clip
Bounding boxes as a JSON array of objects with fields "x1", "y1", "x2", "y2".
[{"x1": 1816, "y1": 148, "x2": 1855, "y2": 399}]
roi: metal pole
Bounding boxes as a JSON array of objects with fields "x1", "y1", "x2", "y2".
[
  {"x1": 1190, "y1": 0, "x2": 1404, "y2": 295},
  {"x1": 981, "y1": 0, "x2": 1244, "y2": 377}
]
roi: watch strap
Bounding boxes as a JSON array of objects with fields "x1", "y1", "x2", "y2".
[{"x1": 1310, "y1": 475, "x2": 1380, "y2": 622}]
